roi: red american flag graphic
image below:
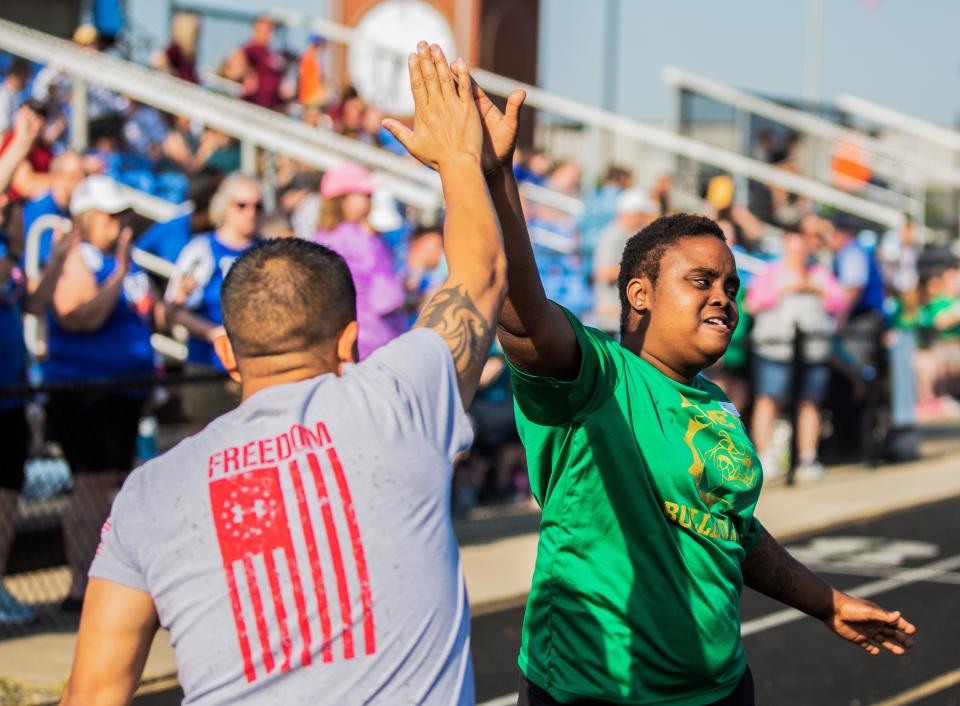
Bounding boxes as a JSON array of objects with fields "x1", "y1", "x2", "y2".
[{"x1": 209, "y1": 447, "x2": 375, "y2": 683}]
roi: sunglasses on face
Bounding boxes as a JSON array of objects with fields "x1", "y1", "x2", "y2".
[{"x1": 232, "y1": 200, "x2": 264, "y2": 212}]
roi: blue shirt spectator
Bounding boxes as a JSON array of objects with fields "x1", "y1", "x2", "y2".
[
  {"x1": 137, "y1": 213, "x2": 192, "y2": 264},
  {"x1": 0, "y1": 235, "x2": 26, "y2": 412},
  {"x1": 45, "y1": 242, "x2": 154, "y2": 382},
  {"x1": 21, "y1": 151, "x2": 84, "y2": 267},
  {"x1": 834, "y1": 236, "x2": 884, "y2": 316}
]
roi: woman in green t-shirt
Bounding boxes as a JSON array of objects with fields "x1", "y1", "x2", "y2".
[{"x1": 466, "y1": 78, "x2": 916, "y2": 706}]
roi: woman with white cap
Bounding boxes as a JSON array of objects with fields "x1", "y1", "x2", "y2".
[
  {"x1": 45, "y1": 175, "x2": 158, "y2": 610},
  {"x1": 313, "y1": 161, "x2": 406, "y2": 358}
]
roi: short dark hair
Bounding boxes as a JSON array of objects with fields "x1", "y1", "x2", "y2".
[
  {"x1": 617, "y1": 213, "x2": 726, "y2": 330},
  {"x1": 221, "y1": 239, "x2": 356, "y2": 358}
]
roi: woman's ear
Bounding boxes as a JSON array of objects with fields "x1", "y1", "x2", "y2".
[{"x1": 625, "y1": 277, "x2": 649, "y2": 315}]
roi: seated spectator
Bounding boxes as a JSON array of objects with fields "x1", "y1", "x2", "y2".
[
  {"x1": 0, "y1": 59, "x2": 30, "y2": 135},
  {"x1": 0, "y1": 106, "x2": 68, "y2": 624},
  {"x1": 122, "y1": 102, "x2": 169, "y2": 162},
  {"x1": 297, "y1": 33, "x2": 328, "y2": 108},
  {"x1": 313, "y1": 162, "x2": 405, "y2": 358},
  {"x1": 592, "y1": 188, "x2": 657, "y2": 336},
  {"x1": 151, "y1": 11, "x2": 200, "y2": 84},
  {"x1": 229, "y1": 16, "x2": 293, "y2": 110},
  {"x1": 45, "y1": 176, "x2": 158, "y2": 610},
  {"x1": 578, "y1": 165, "x2": 632, "y2": 266},
  {"x1": 22, "y1": 150, "x2": 84, "y2": 265},
  {"x1": 338, "y1": 95, "x2": 367, "y2": 140},
  {"x1": 747, "y1": 229, "x2": 847, "y2": 480},
  {"x1": 166, "y1": 173, "x2": 263, "y2": 371}
]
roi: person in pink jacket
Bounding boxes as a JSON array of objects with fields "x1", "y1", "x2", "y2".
[
  {"x1": 313, "y1": 162, "x2": 407, "y2": 359},
  {"x1": 746, "y1": 228, "x2": 848, "y2": 481}
]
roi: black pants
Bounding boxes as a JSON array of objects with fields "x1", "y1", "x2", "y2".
[{"x1": 518, "y1": 667, "x2": 755, "y2": 706}]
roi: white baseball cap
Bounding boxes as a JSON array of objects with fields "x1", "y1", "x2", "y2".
[
  {"x1": 616, "y1": 188, "x2": 657, "y2": 216},
  {"x1": 70, "y1": 175, "x2": 131, "y2": 216}
]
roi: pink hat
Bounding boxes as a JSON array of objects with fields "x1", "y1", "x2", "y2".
[{"x1": 320, "y1": 162, "x2": 375, "y2": 199}]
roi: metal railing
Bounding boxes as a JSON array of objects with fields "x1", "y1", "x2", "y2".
[
  {"x1": 837, "y1": 94, "x2": 960, "y2": 155},
  {"x1": 663, "y1": 66, "x2": 960, "y2": 191},
  {"x1": 228, "y1": 5, "x2": 908, "y2": 230},
  {"x1": 0, "y1": 18, "x2": 442, "y2": 213}
]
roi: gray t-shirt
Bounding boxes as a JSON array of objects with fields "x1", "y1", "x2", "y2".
[{"x1": 91, "y1": 330, "x2": 475, "y2": 705}]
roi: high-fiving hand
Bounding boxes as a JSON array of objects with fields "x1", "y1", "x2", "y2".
[
  {"x1": 382, "y1": 42, "x2": 482, "y2": 172},
  {"x1": 469, "y1": 79, "x2": 525, "y2": 175}
]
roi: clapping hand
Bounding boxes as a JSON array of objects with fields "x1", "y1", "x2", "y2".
[{"x1": 382, "y1": 42, "x2": 482, "y2": 172}]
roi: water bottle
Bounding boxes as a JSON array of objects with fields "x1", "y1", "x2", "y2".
[{"x1": 135, "y1": 416, "x2": 158, "y2": 465}]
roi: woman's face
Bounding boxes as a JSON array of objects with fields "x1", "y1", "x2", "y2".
[
  {"x1": 633, "y1": 236, "x2": 740, "y2": 380},
  {"x1": 342, "y1": 192, "x2": 371, "y2": 224},
  {"x1": 222, "y1": 182, "x2": 263, "y2": 238}
]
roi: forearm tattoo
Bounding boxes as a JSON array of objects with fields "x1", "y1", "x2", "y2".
[{"x1": 415, "y1": 285, "x2": 492, "y2": 377}]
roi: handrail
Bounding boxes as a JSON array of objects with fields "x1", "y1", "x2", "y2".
[
  {"x1": 0, "y1": 18, "x2": 442, "y2": 213},
  {"x1": 243, "y1": 8, "x2": 906, "y2": 230},
  {"x1": 663, "y1": 66, "x2": 960, "y2": 189},
  {"x1": 470, "y1": 69, "x2": 905, "y2": 229},
  {"x1": 837, "y1": 94, "x2": 960, "y2": 155}
]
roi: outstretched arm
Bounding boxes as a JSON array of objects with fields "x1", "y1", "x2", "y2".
[
  {"x1": 469, "y1": 81, "x2": 579, "y2": 380},
  {"x1": 383, "y1": 43, "x2": 505, "y2": 409},
  {"x1": 742, "y1": 526, "x2": 916, "y2": 656}
]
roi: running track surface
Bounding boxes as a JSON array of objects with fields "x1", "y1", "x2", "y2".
[{"x1": 135, "y1": 497, "x2": 960, "y2": 706}]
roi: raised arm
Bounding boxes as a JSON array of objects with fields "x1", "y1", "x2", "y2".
[
  {"x1": 0, "y1": 106, "x2": 42, "y2": 194},
  {"x1": 469, "y1": 81, "x2": 579, "y2": 379},
  {"x1": 742, "y1": 526, "x2": 916, "y2": 656},
  {"x1": 383, "y1": 43, "x2": 505, "y2": 408}
]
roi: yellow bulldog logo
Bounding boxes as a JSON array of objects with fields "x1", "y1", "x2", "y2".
[{"x1": 679, "y1": 394, "x2": 758, "y2": 509}]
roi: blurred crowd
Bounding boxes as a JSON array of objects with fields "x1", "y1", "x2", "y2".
[{"x1": 1, "y1": 12, "x2": 960, "y2": 624}]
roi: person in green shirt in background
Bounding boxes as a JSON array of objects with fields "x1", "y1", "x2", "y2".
[{"x1": 466, "y1": 78, "x2": 917, "y2": 705}]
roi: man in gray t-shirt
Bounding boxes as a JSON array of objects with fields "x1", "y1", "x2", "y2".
[{"x1": 61, "y1": 43, "x2": 519, "y2": 706}]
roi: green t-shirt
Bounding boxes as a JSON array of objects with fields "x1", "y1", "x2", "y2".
[
  {"x1": 920, "y1": 295, "x2": 960, "y2": 339},
  {"x1": 509, "y1": 308, "x2": 764, "y2": 705}
]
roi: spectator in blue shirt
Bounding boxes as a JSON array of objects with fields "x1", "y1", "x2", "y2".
[
  {"x1": 21, "y1": 151, "x2": 84, "y2": 266},
  {"x1": 165, "y1": 173, "x2": 263, "y2": 424},
  {"x1": 45, "y1": 175, "x2": 158, "y2": 610}
]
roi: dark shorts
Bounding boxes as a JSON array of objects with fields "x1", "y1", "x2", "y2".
[
  {"x1": 46, "y1": 392, "x2": 144, "y2": 473},
  {"x1": 753, "y1": 356, "x2": 830, "y2": 405},
  {"x1": 0, "y1": 406, "x2": 28, "y2": 492},
  {"x1": 518, "y1": 667, "x2": 755, "y2": 706}
]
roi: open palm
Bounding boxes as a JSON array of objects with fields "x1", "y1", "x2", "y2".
[
  {"x1": 469, "y1": 80, "x2": 526, "y2": 174},
  {"x1": 825, "y1": 594, "x2": 916, "y2": 656}
]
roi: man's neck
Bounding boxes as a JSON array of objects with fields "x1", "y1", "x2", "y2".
[{"x1": 237, "y1": 353, "x2": 341, "y2": 402}]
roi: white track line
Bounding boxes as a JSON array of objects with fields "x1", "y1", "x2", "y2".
[
  {"x1": 867, "y1": 666, "x2": 960, "y2": 706},
  {"x1": 742, "y1": 552, "x2": 960, "y2": 636},
  {"x1": 478, "y1": 694, "x2": 519, "y2": 706},
  {"x1": 479, "y1": 552, "x2": 960, "y2": 706}
]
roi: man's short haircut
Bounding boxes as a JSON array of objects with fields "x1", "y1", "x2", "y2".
[
  {"x1": 221, "y1": 238, "x2": 357, "y2": 358},
  {"x1": 617, "y1": 213, "x2": 726, "y2": 330}
]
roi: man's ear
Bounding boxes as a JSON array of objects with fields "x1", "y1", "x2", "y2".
[
  {"x1": 213, "y1": 333, "x2": 242, "y2": 383},
  {"x1": 335, "y1": 320, "x2": 359, "y2": 373}
]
